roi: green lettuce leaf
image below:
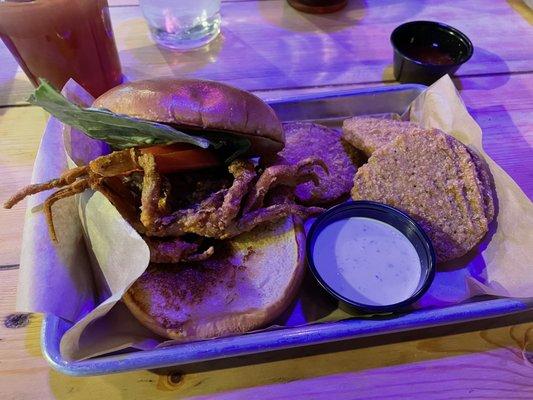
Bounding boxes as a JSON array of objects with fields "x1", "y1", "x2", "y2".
[
  {"x1": 195, "y1": 131, "x2": 251, "y2": 164},
  {"x1": 28, "y1": 80, "x2": 211, "y2": 149}
]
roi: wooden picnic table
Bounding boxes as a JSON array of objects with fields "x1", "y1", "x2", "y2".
[{"x1": 0, "y1": 0, "x2": 532, "y2": 398}]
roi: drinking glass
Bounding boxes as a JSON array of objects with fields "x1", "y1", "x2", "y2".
[
  {"x1": 0, "y1": 0, "x2": 123, "y2": 98},
  {"x1": 140, "y1": 0, "x2": 221, "y2": 51}
]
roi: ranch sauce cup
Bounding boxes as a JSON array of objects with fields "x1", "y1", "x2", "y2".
[{"x1": 306, "y1": 201, "x2": 436, "y2": 313}]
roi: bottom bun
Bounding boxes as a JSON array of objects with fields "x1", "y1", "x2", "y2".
[{"x1": 123, "y1": 216, "x2": 305, "y2": 341}]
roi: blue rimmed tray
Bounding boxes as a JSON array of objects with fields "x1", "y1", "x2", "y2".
[{"x1": 42, "y1": 84, "x2": 533, "y2": 376}]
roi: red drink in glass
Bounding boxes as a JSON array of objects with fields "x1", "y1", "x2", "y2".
[{"x1": 0, "y1": 0, "x2": 123, "y2": 98}]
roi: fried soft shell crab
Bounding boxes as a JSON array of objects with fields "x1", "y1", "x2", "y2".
[{"x1": 4, "y1": 79, "x2": 328, "y2": 264}]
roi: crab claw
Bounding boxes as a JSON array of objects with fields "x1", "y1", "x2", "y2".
[
  {"x1": 242, "y1": 157, "x2": 329, "y2": 213},
  {"x1": 43, "y1": 179, "x2": 90, "y2": 242}
]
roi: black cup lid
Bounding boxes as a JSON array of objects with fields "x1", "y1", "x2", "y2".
[{"x1": 306, "y1": 201, "x2": 436, "y2": 313}]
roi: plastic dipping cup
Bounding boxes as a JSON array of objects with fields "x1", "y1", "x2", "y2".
[
  {"x1": 0, "y1": 0, "x2": 123, "y2": 98},
  {"x1": 306, "y1": 201, "x2": 436, "y2": 313},
  {"x1": 390, "y1": 21, "x2": 473, "y2": 85},
  {"x1": 140, "y1": 0, "x2": 221, "y2": 51}
]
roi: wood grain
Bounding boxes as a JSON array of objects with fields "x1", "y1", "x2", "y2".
[
  {"x1": 0, "y1": 268, "x2": 532, "y2": 399},
  {"x1": 1, "y1": 0, "x2": 532, "y2": 106},
  {"x1": 187, "y1": 349, "x2": 533, "y2": 400},
  {"x1": 0, "y1": 107, "x2": 48, "y2": 266}
]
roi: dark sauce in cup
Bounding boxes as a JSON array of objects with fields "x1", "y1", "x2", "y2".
[{"x1": 404, "y1": 45, "x2": 456, "y2": 66}]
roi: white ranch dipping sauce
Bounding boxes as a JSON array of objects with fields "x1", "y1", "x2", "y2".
[{"x1": 313, "y1": 217, "x2": 422, "y2": 306}]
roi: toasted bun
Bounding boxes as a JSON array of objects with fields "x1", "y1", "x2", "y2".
[
  {"x1": 123, "y1": 216, "x2": 305, "y2": 340},
  {"x1": 93, "y1": 78, "x2": 284, "y2": 156}
]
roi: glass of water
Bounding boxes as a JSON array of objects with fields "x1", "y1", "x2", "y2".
[{"x1": 140, "y1": 0, "x2": 221, "y2": 51}]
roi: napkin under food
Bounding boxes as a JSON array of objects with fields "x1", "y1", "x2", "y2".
[{"x1": 15, "y1": 76, "x2": 533, "y2": 361}]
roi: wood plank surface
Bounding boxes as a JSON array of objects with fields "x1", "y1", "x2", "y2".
[
  {"x1": 0, "y1": 107, "x2": 48, "y2": 266},
  {"x1": 1, "y1": 0, "x2": 532, "y2": 106},
  {"x1": 1, "y1": 1, "x2": 533, "y2": 399},
  {"x1": 1, "y1": 268, "x2": 532, "y2": 399}
]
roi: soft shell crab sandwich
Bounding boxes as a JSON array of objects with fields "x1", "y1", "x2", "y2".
[{"x1": 5, "y1": 79, "x2": 328, "y2": 340}]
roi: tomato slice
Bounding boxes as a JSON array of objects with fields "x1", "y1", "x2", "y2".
[{"x1": 140, "y1": 143, "x2": 220, "y2": 173}]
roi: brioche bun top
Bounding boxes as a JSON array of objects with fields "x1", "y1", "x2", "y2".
[{"x1": 93, "y1": 78, "x2": 284, "y2": 156}]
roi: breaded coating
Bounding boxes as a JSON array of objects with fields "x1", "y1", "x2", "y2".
[
  {"x1": 268, "y1": 122, "x2": 357, "y2": 205},
  {"x1": 468, "y1": 149, "x2": 495, "y2": 222},
  {"x1": 351, "y1": 129, "x2": 491, "y2": 262},
  {"x1": 343, "y1": 117, "x2": 495, "y2": 223},
  {"x1": 342, "y1": 117, "x2": 424, "y2": 157},
  {"x1": 145, "y1": 237, "x2": 209, "y2": 263}
]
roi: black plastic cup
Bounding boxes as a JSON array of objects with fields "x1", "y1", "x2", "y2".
[
  {"x1": 306, "y1": 201, "x2": 436, "y2": 313},
  {"x1": 390, "y1": 21, "x2": 473, "y2": 85}
]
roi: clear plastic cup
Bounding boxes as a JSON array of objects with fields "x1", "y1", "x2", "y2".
[{"x1": 140, "y1": 0, "x2": 221, "y2": 51}]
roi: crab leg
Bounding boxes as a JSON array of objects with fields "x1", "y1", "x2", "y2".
[
  {"x1": 145, "y1": 236, "x2": 215, "y2": 263},
  {"x1": 88, "y1": 148, "x2": 141, "y2": 177},
  {"x1": 43, "y1": 179, "x2": 90, "y2": 241},
  {"x1": 221, "y1": 203, "x2": 325, "y2": 239},
  {"x1": 145, "y1": 236, "x2": 198, "y2": 263},
  {"x1": 149, "y1": 160, "x2": 256, "y2": 238},
  {"x1": 242, "y1": 157, "x2": 329, "y2": 214},
  {"x1": 151, "y1": 189, "x2": 225, "y2": 237},
  {"x1": 219, "y1": 160, "x2": 256, "y2": 227},
  {"x1": 4, "y1": 166, "x2": 88, "y2": 209},
  {"x1": 138, "y1": 153, "x2": 165, "y2": 231}
]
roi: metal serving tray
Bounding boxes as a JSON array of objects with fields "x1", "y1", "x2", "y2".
[{"x1": 41, "y1": 84, "x2": 533, "y2": 376}]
